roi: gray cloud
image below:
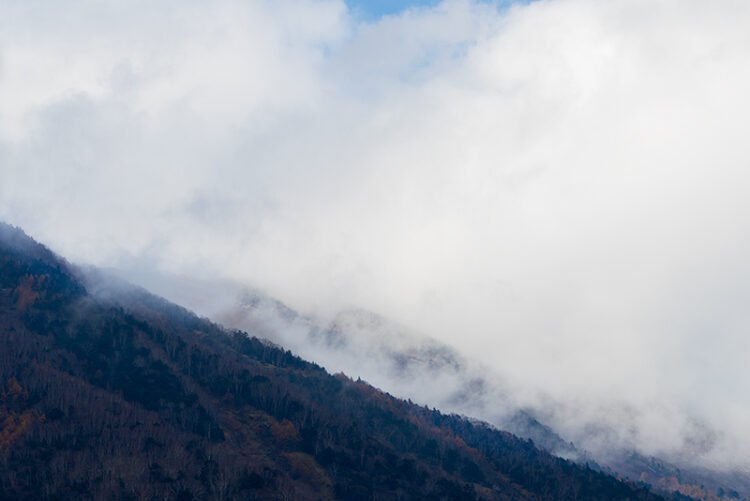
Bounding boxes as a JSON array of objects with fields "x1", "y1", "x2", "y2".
[{"x1": 2, "y1": 0, "x2": 750, "y2": 471}]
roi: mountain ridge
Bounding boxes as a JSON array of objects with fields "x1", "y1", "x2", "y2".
[
  {"x1": 209, "y1": 275, "x2": 750, "y2": 501},
  {"x1": 0, "y1": 222, "x2": 671, "y2": 499}
]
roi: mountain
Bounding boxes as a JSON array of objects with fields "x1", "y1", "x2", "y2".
[
  {"x1": 604, "y1": 451, "x2": 748, "y2": 501},
  {"x1": 94, "y1": 237, "x2": 750, "y2": 501},
  {"x1": 91, "y1": 261, "x2": 584, "y2": 460},
  {"x1": 211, "y1": 290, "x2": 579, "y2": 458},
  {"x1": 0, "y1": 222, "x2": 671, "y2": 500},
  {"x1": 200, "y1": 285, "x2": 750, "y2": 501}
]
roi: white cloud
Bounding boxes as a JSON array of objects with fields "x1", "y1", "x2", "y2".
[{"x1": 2, "y1": 0, "x2": 750, "y2": 470}]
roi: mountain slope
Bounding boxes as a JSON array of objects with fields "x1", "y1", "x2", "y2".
[
  {"x1": 0, "y1": 223, "x2": 667, "y2": 500},
  {"x1": 207, "y1": 281, "x2": 750, "y2": 501},
  {"x1": 212, "y1": 290, "x2": 579, "y2": 458}
]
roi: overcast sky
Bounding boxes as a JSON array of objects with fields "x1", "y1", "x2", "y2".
[{"x1": 2, "y1": 0, "x2": 750, "y2": 471}]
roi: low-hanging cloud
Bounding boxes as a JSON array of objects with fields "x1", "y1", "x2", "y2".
[{"x1": 2, "y1": 0, "x2": 750, "y2": 471}]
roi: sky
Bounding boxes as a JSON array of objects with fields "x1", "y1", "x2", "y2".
[
  {"x1": 2, "y1": 0, "x2": 750, "y2": 472},
  {"x1": 346, "y1": 0, "x2": 442, "y2": 20}
]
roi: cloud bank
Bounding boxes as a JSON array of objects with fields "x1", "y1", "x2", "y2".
[{"x1": 2, "y1": 0, "x2": 750, "y2": 470}]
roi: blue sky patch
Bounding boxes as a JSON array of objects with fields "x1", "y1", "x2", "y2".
[
  {"x1": 345, "y1": 1, "x2": 529, "y2": 21},
  {"x1": 345, "y1": 0, "x2": 443, "y2": 20}
]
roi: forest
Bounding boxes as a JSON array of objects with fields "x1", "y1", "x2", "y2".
[{"x1": 0, "y1": 222, "x2": 681, "y2": 500}]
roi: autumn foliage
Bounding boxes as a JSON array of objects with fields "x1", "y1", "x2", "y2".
[{"x1": 0, "y1": 223, "x2": 667, "y2": 500}]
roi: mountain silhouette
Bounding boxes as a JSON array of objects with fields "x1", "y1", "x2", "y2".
[{"x1": 0, "y1": 222, "x2": 669, "y2": 500}]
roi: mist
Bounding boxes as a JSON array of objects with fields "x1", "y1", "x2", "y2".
[{"x1": 2, "y1": 0, "x2": 750, "y2": 472}]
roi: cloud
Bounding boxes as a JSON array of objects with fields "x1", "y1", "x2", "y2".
[{"x1": 2, "y1": 0, "x2": 750, "y2": 470}]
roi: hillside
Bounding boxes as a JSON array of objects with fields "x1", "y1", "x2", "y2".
[
  {"x1": 0, "y1": 223, "x2": 668, "y2": 500},
  {"x1": 212, "y1": 286, "x2": 750, "y2": 501}
]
